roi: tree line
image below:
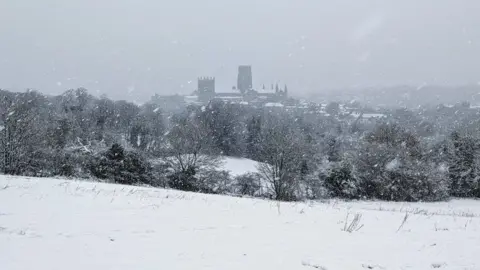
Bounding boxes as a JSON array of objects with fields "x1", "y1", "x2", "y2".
[{"x1": 1, "y1": 88, "x2": 480, "y2": 201}]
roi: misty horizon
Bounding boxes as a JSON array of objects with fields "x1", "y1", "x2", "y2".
[{"x1": 1, "y1": 0, "x2": 479, "y2": 102}]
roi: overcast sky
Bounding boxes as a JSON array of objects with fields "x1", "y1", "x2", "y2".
[{"x1": 1, "y1": 0, "x2": 479, "y2": 102}]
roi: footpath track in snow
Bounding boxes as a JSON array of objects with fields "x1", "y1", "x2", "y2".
[{"x1": 0, "y1": 175, "x2": 479, "y2": 270}]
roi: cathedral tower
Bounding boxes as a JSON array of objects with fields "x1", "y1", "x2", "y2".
[{"x1": 237, "y1": 65, "x2": 252, "y2": 94}]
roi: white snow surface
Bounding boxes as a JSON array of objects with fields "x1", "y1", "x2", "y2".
[
  {"x1": 1, "y1": 175, "x2": 479, "y2": 270},
  {"x1": 219, "y1": 157, "x2": 261, "y2": 177},
  {"x1": 152, "y1": 156, "x2": 261, "y2": 178}
]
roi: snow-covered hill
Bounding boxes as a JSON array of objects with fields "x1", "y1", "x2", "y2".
[
  {"x1": 219, "y1": 157, "x2": 261, "y2": 177},
  {"x1": 1, "y1": 175, "x2": 479, "y2": 270}
]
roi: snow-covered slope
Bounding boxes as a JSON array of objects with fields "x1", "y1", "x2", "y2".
[
  {"x1": 1, "y1": 175, "x2": 479, "y2": 270},
  {"x1": 152, "y1": 156, "x2": 262, "y2": 177},
  {"x1": 219, "y1": 157, "x2": 261, "y2": 177}
]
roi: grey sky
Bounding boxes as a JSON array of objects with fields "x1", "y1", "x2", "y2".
[{"x1": 1, "y1": 0, "x2": 479, "y2": 102}]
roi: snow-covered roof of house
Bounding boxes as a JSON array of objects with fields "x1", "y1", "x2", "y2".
[
  {"x1": 351, "y1": 113, "x2": 386, "y2": 119},
  {"x1": 215, "y1": 96, "x2": 243, "y2": 100},
  {"x1": 184, "y1": 96, "x2": 199, "y2": 103},
  {"x1": 363, "y1": 113, "x2": 386, "y2": 118},
  {"x1": 257, "y1": 89, "x2": 277, "y2": 94},
  {"x1": 215, "y1": 87, "x2": 277, "y2": 94},
  {"x1": 265, "y1": 102, "x2": 284, "y2": 107},
  {"x1": 214, "y1": 88, "x2": 241, "y2": 94}
]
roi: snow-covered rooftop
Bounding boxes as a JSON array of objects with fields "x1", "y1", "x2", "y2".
[
  {"x1": 350, "y1": 113, "x2": 386, "y2": 119},
  {"x1": 184, "y1": 95, "x2": 199, "y2": 103},
  {"x1": 216, "y1": 96, "x2": 243, "y2": 100},
  {"x1": 363, "y1": 113, "x2": 386, "y2": 119},
  {"x1": 265, "y1": 102, "x2": 284, "y2": 107}
]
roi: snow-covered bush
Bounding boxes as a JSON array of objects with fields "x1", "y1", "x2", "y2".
[
  {"x1": 378, "y1": 158, "x2": 449, "y2": 202},
  {"x1": 347, "y1": 124, "x2": 450, "y2": 202},
  {"x1": 168, "y1": 167, "x2": 198, "y2": 192},
  {"x1": 167, "y1": 168, "x2": 232, "y2": 194},
  {"x1": 90, "y1": 143, "x2": 154, "y2": 186},
  {"x1": 323, "y1": 162, "x2": 361, "y2": 199},
  {"x1": 197, "y1": 170, "x2": 232, "y2": 194},
  {"x1": 234, "y1": 172, "x2": 262, "y2": 196}
]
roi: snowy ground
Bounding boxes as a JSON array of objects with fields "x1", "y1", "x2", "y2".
[
  {"x1": 155, "y1": 156, "x2": 262, "y2": 177},
  {"x1": 219, "y1": 157, "x2": 261, "y2": 177},
  {"x1": 1, "y1": 175, "x2": 479, "y2": 270}
]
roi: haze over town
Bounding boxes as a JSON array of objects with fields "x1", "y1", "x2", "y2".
[{"x1": 1, "y1": 0, "x2": 480, "y2": 102}]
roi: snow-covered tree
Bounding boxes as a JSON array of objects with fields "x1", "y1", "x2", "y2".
[
  {"x1": 0, "y1": 91, "x2": 50, "y2": 175},
  {"x1": 448, "y1": 131, "x2": 480, "y2": 197},
  {"x1": 256, "y1": 113, "x2": 312, "y2": 201},
  {"x1": 164, "y1": 113, "x2": 219, "y2": 191},
  {"x1": 343, "y1": 123, "x2": 449, "y2": 201},
  {"x1": 245, "y1": 114, "x2": 262, "y2": 160},
  {"x1": 198, "y1": 100, "x2": 244, "y2": 156}
]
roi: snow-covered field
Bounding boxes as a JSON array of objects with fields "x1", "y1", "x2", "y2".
[
  {"x1": 219, "y1": 157, "x2": 261, "y2": 177},
  {"x1": 1, "y1": 175, "x2": 479, "y2": 270}
]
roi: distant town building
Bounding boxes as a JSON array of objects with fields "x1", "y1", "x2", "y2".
[
  {"x1": 197, "y1": 65, "x2": 288, "y2": 105},
  {"x1": 151, "y1": 65, "x2": 291, "y2": 109},
  {"x1": 150, "y1": 94, "x2": 187, "y2": 113}
]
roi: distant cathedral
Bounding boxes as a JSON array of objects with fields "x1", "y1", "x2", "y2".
[
  {"x1": 197, "y1": 77, "x2": 215, "y2": 103},
  {"x1": 237, "y1": 65, "x2": 253, "y2": 94},
  {"x1": 197, "y1": 65, "x2": 288, "y2": 104}
]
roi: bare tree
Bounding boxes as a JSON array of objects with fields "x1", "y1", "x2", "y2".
[
  {"x1": 256, "y1": 113, "x2": 310, "y2": 201},
  {"x1": 162, "y1": 113, "x2": 222, "y2": 191},
  {"x1": 165, "y1": 114, "x2": 220, "y2": 175}
]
